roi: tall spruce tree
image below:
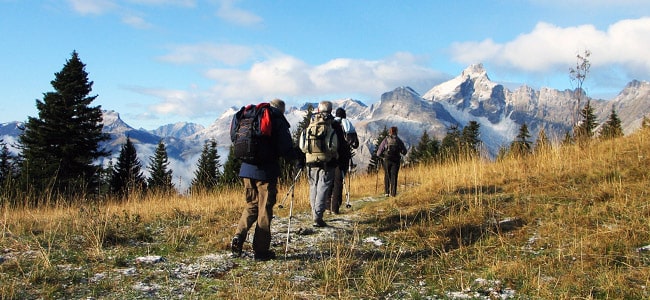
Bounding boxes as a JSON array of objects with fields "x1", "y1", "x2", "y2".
[
  {"x1": 19, "y1": 51, "x2": 109, "y2": 201},
  {"x1": 440, "y1": 124, "x2": 461, "y2": 162},
  {"x1": 510, "y1": 123, "x2": 532, "y2": 157},
  {"x1": 409, "y1": 130, "x2": 439, "y2": 165},
  {"x1": 534, "y1": 128, "x2": 550, "y2": 153},
  {"x1": 461, "y1": 121, "x2": 481, "y2": 158},
  {"x1": 599, "y1": 108, "x2": 624, "y2": 140},
  {"x1": 110, "y1": 137, "x2": 146, "y2": 198},
  {"x1": 574, "y1": 101, "x2": 598, "y2": 143},
  {"x1": 220, "y1": 144, "x2": 242, "y2": 187},
  {"x1": 0, "y1": 141, "x2": 16, "y2": 185},
  {"x1": 147, "y1": 140, "x2": 174, "y2": 194},
  {"x1": 190, "y1": 139, "x2": 221, "y2": 192}
]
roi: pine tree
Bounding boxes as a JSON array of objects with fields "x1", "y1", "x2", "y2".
[
  {"x1": 409, "y1": 130, "x2": 439, "y2": 165},
  {"x1": 510, "y1": 123, "x2": 532, "y2": 157},
  {"x1": 110, "y1": 137, "x2": 146, "y2": 198},
  {"x1": 574, "y1": 101, "x2": 598, "y2": 143},
  {"x1": 461, "y1": 121, "x2": 481, "y2": 158},
  {"x1": 642, "y1": 116, "x2": 650, "y2": 129},
  {"x1": 367, "y1": 125, "x2": 389, "y2": 173},
  {"x1": 190, "y1": 139, "x2": 221, "y2": 192},
  {"x1": 534, "y1": 128, "x2": 550, "y2": 153},
  {"x1": 0, "y1": 141, "x2": 16, "y2": 185},
  {"x1": 440, "y1": 124, "x2": 461, "y2": 162},
  {"x1": 220, "y1": 144, "x2": 242, "y2": 187},
  {"x1": 599, "y1": 108, "x2": 624, "y2": 140},
  {"x1": 147, "y1": 140, "x2": 174, "y2": 194},
  {"x1": 19, "y1": 51, "x2": 109, "y2": 202}
]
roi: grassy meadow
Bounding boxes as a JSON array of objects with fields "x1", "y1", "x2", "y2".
[{"x1": 1, "y1": 128, "x2": 649, "y2": 299}]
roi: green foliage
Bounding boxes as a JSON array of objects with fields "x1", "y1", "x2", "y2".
[
  {"x1": 408, "y1": 130, "x2": 440, "y2": 165},
  {"x1": 509, "y1": 123, "x2": 532, "y2": 157},
  {"x1": 18, "y1": 51, "x2": 109, "y2": 202},
  {"x1": 190, "y1": 139, "x2": 222, "y2": 192},
  {"x1": 599, "y1": 108, "x2": 624, "y2": 140},
  {"x1": 146, "y1": 140, "x2": 175, "y2": 194},
  {"x1": 440, "y1": 124, "x2": 461, "y2": 161},
  {"x1": 574, "y1": 101, "x2": 598, "y2": 143},
  {"x1": 534, "y1": 128, "x2": 550, "y2": 153},
  {"x1": 220, "y1": 144, "x2": 241, "y2": 187},
  {"x1": 460, "y1": 120, "x2": 481, "y2": 157},
  {"x1": 110, "y1": 137, "x2": 146, "y2": 198}
]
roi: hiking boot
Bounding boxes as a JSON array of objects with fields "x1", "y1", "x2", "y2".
[
  {"x1": 231, "y1": 235, "x2": 243, "y2": 257},
  {"x1": 313, "y1": 219, "x2": 328, "y2": 227},
  {"x1": 254, "y1": 250, "x2": 276, "y2": 261}
]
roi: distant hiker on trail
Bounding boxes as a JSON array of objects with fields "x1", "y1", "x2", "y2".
[
  {"x1": 376, "y1": 126, "x2": 407, "y2": 197},
  {"x1": 298, "y1": 100, "x2": 346, "y2": 227},
  {"x1": 328, "y1": 107, "x2": 359, "y2": 214},
  {"x1": 230, "y1": 98, "x2": 297, "y2": 261}
]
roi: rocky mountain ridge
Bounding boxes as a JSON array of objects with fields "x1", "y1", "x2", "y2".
[{"x1": 2, "y1": 64, "x2": 649, "y2": 192}]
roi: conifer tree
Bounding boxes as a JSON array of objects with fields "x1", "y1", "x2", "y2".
[
  {"x1": 599, "y1": 108, "x2": 624, "y2": 140},
  {"x1": 534, "y1": 128, "x2": 550, "y2": 153},
  {"x1": 409, "y1": 130, "x2": 439, "y2": 165},
  {"x1": 190, "y1": 139, "x2": 221, "y2": 191},
  {"x1": 440, "y1": 124, "x2": 461, "y2": 161},
  {"x1": 0, "y1": 141, "x2": 16, "y2": 185},
  {"x1": 110, "y1": 137, "x2": 146, "y2": 198},
  {"x1": 147, "y1": 140, "x2": 174, "y2": 194},
  {"x1": 220, "y1": 144, "x2": 242, "y2": 187},
  {"x1": 367, "y1": 125, "x2": 389, "y2": 173},
  {"x1": 19, "y1": 51, "x2": 109, "y2": 201},
  {"x1": 574, "y1": 101, "x2": 598, "y2": 143},
  {"x1": 461, "y1": 121, "x2": 481, "y2": 157},
  {"x1": 510, "y1": 123, "x2": 532, "y2": 157},
  {"x1": 642, "y1": 116, "x2": 650, "y2": 129}
]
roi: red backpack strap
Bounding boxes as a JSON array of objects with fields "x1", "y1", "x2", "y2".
[{"x1": 256, "y1": 102, "x2": 272, "y2": 136}]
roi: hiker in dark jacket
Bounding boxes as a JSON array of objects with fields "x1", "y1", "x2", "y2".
[
  {"x1": 376, "y1": 126, "x2": 407, "y2": 197},
  {"x1": 231, "y1": 98, "x2": 297, "y2": 261},
  {"x1": 328, "y1": 107, "x2": 358, "y2": 214}
]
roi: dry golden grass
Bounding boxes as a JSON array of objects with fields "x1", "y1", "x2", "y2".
[{"x1": 1, "y1": 129, "x2": 649, "y2": 299}]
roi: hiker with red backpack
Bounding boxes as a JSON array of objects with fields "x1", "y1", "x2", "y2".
[
  {"x1": 376, "y1": 126, "x2": 407, "y2": 197},
  {"x1": 229, "y1": 98, "x2": 298, "y2": 261}
]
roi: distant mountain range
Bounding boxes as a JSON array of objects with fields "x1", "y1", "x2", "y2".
[{"x1": 2, "y1": 64, "x2": 649, "y2": 192}]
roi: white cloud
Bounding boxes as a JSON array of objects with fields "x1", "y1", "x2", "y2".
[
  {"x1": 145, "y1": 49, "x2": 445, "y2": 118},
  {"x1": 216, "y1": 0, "x2": 262, "y2": 26},
  {"x1": 449, "y1": 17, "x2": 650, "y2": 77},
  {"x1": 158, "y1": 43, "x2": 256, "y2": 66},
  {"x1": 67, "y1": 0, "x2": 117, "y2": 15},
  {"x1": 121, "y1": 14, "x2": 153, "y2": 29}
]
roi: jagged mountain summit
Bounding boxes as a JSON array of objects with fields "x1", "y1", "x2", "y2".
[{"x1": 2, "y1": 64, "x2": 649, "y2": 192}]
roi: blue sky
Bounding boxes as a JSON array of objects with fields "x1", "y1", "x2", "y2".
[{"x1": 1, "y1": 0, "x2": 649, "y2": 130}]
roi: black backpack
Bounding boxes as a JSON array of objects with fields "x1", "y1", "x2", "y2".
[
  {"x1": 230, "y1": 103, "x2": 273, "y2": 164},
  {"x1": 384, "y1": 135, "x2": 400, "y2": 161}
]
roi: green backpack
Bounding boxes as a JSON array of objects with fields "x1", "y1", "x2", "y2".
[{"x1": 299, "y1": 113, "x2": 339, "y2": 164}]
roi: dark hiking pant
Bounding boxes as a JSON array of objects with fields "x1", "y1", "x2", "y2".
[{"x1": 383, "y1": 159, "x2": 400, "y2": 197}]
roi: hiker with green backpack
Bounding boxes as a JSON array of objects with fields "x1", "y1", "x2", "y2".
[
  {"x1": 376, "y1": 126, "x2": 407, "y2": 197},
  {"x1": 298, "y1": 100, "x2": 347, "y2": 227}
]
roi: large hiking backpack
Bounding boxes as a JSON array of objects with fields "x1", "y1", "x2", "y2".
[
  {"x1": 299, "y1": 113, "x2": 339, "y2": 164},
  {"x1": 230, "y1": 103, "x2": 273, "y2": 164},
  {"x1": 384, "y1": 135, "x2": 400, "y2": 161}
]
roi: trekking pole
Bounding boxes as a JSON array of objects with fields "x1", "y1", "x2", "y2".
[
  {"x1": 283, "y1": 168, "x2": 302, "y2": 259},
  {"x1": 278, "y1": 168, "x2": 302, "y2": 209},
  {"x1": 345, "y1": 159, "x2": 352, "y2": 208}
]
